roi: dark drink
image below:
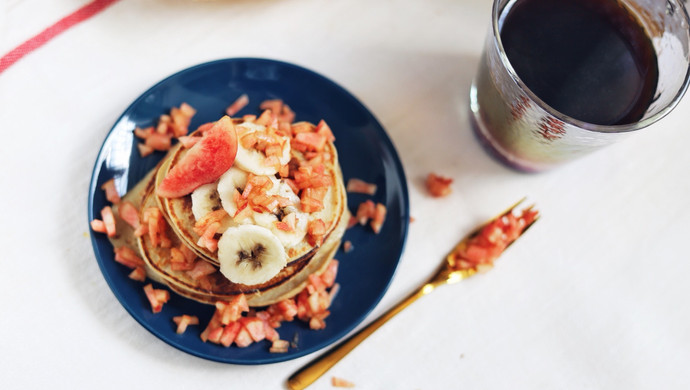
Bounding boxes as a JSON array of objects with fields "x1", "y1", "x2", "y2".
[{"x1": 500, "y1": 0, "x2": 658, "y2": 125}]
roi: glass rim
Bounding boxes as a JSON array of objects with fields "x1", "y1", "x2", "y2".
[{"x1": 491, "y1": 0, "x2": 690, "y2": 134}]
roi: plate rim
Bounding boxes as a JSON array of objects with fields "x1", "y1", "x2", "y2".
[{"x1": 87, "y1": 57, "x2": 410, "y2": 364}]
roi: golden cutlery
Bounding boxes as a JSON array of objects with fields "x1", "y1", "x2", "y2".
[{"x1": 287, "y1": 198, "x2": 539, "y2": 390}]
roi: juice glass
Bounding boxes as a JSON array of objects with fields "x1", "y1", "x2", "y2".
[{"x1": 470, "y1": 0, "x2": 690, "y2": 172}]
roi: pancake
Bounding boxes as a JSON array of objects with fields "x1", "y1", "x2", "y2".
[
  {"x1": 108, "y1": 116, "x2": 348, "y2": 308},
  {"x1": 140, "y1": 186, "x2": 348, "y2": 306},
  {"x1": 155, "y1": 128, "x2": 346, "y2": 268},
  {"x1": 137, "y1": 176, "x2": 347, "y2": 306}
]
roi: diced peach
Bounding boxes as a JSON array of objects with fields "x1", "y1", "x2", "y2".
[
  {"x1": 100, "y1": 206, "x2": 117, "y2": 237},
  {"x1": 293, "y1": 132, "x2": 327, "y2": 152},
  {"x1": 143, "y1": 284, "x2": 167, "y2": 313},
  {"x1": 234, "y1": 203, "x2": 254, "y2": 221},
  {"x1": 308, "y1": 274, "x2": 328, "y2": 293},
  {"x1": 196, "y1": 221, "x2": 221, "y2": 252},
  {"x1": 355, "y1": 200, "x2": 375, "y2": 225},
  {"x1": 220, "y1": 321, "x2": 241, "y2": 347},
  {"x1": 259, "y1": 99, "x2": 283, "y2": 115},
  {"x1": 346, "y1": 178, "x2": 377, "y2": 195},
  {"x1": 315, "y1": 120, "x2": 335, "y2": 142},
  {"x1": 173, "y1": 315, "x2": 199, "y2": 334},
  {"x1": 331, "y1": 377, "x2": 355, "y2": 388},
  {"x1": 145, "y1": 132, "x2": 172, "y2": 151},
  {"x1": 370, "y1": 203, "x2": 387, "y2": 234},
  {"x1": 169, "y1": 247, "x2": 194, "y2": 271},
  {"x1": 179, "y1": 244, "x2": 197, "y2": 263},
  {"x1": 275, "y1": 299, "x2": 298, "y2": 322},
  {"x1": 255, "y1": 109, "x2": 275, "y2": 126},
  {"x1": 291, "y1": 122, "x2": 314, "y2": 134},
  {"x1": 100, "y1": 179, "x2": 121, "y2": 204},
  {"x1": 226, "y1": 94, "x2": 249, "y2": 116},
  {"x1": 193, "y1": 209, "x2": 229, "y2": 236},
  {"x1": 90, "y1": 219, "x2": 107, "y2": 234},
  {"x1": 279, "y1": 105, "x2": 295, "y2": 124},
  {"x1": 283, "y1": 178, "x2": 299, "y2": 194},
  {"x1": 179, "y1": 102, "x2": 196, "y2": 117},
  {"x1": 269, "y1": 339, "x2": 290, "y2": 353},
  {"x1": 134, "y1": 126, "x2": 154, "y2": 139},
  {"x1": 320, "y1": 259, "x2": 339, "y2": 287},
  {"x1": 231, "y1": 294, "x2": 250, "y2": 313},
  {"x1": 137, "y1": 143, "x2": 155, "y2": 157},
  {"x1": 307, "y1": 219, "x2": 326, "y2": 246},
  {"x1": 300, "y1": 192, "x2": 325, "y2": 214},
  {"x1": 143, "y1": 207, "x2": 170, "y2": 248},
  {"x1": 264, "y1": 143, "x2": 283, "y2": 158},
  {"x1": 187, "y1": 260, "x2": 216, "y2": 280},
  {"x1": 217, "y1": 295, "x2": 249, "y2": 325},
  {"x1": 200, "y1": 310, "x2": 223, "y2": 342},
  {"x1": 263, "y1": 321, "x2": 280, "y2": 342},
  {"x1": 133, "y1": 222, "x2": 148, "y2": 237},
  {"x1": 207, "y1": 326, "x2": 224, "y2": 344},
  {"x1": 240, "y1": 317, "x2": 266, "y2": 342},
  {"x1": 342, "y1": 240, "x2": 353, "y2": 253},
  {"x1": 155, "y1": 289, "x2": 170, "y2": 303},
  {"x1": 297, "y1": 168, "x2": 331, "y2": 189},
  {"x1": 234, "y1": 327, "x2": 254, "y2": 348},
  {"x1": 157, "y1": 114, "x2": 171, "y2": 134},
  {"x1": 309, "y1": 316, "x2": 327, "y2": 330},
  {"x1": 128, "y1": 266, "x2": 147, "y2": 282},
  {"x1": 118, "y1": 201, "x2": 140, "y2": 229},
  {"x1": 307, "y1": 290, "x2": 327, "y2": 314},
  {"x1": 426, "y1": 173, "x2": 453, "y2": 197},
  {"x1": 275, "y1": 221, "x2": 292, "y2": 232},
  {"x1": 169, "y1": 111, "x2": 187, "y2": 137},
  {"x1": 114, "y1": 246, "x2": 146, "y2": 269}
]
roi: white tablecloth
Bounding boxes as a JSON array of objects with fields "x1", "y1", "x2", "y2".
[{"x1": 2, "y1": 1, "x2": 689, "y2": 389}]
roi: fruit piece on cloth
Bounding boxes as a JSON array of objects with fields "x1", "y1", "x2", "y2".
[
  {"x1": 331, "y1": 377, "x2": 355, "y2": 388},
  {"x1": 157, "y1": 116, "x2": 238, "y2": 198},
  {"x1": 426, "y1": 173, "x2": 453, "y2": 197}
]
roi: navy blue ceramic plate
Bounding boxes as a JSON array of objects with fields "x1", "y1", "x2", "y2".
[{"x1": 88, "y1": 58, "x2": 409, "y2": 364}]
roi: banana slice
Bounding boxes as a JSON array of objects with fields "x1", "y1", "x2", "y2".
[
  {"x1": 217, "y1": 225, "x2": 288, "y2": 285},
  {"x1": 191, "y1": 183, "x2": 219, "y2": 220},
  {"x1": 252, "y1": 178, "x2": 309, "y2": 247},
  {"x1": 253, "y1": 210, "x2": 308, "y2": 248},
  {"x1": 217, "y1": 166, "x2": 249, "y2": 219},
  {"x1": 190, "y1": 182, "x2": 234, "y2": 233},
  {"x1": 234, "y1": 121, "x2": 291, "y2": 175}
]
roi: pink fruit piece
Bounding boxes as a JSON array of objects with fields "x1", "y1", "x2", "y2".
[{"x1": 157, "y1": 116, "x2": 238, "y2": 198}]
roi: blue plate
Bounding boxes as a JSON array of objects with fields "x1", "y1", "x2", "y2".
[{"x1": 88, "y1": 58, "x2": 409, "y2": 364}]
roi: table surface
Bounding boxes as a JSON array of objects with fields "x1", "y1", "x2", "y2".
[{"x1": 2, "y1": 1, "x2": 689, "y2": 389}]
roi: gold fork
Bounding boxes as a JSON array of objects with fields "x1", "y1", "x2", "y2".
[{"x1": 286, "y1": 198, "x2": 539, "y2": 390}]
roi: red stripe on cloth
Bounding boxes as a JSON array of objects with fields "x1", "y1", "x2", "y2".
[{"x1": 0, "y1": 0, "x2": 121, "y2": 75}]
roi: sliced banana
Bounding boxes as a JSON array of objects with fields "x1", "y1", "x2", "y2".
[
  {"x1": 217, "y1": 166, "x2": 249, "y2": 219},
  {"x1": 190, "y1": 182, "x2": 234, "y2": 233},
  {"x1": 217, "y1": 225, "x2": 288, "y2": 285},
  {"x1": 191, "y1": 183, "x2": 218, "y2": 220},
  {"x1": 234, "y1": 121, "x2": 291, "y2": 175},
  {"x1": 252, "y1": 178, "x2": 309, "y2": 247},
  {"x1": 253, "y1": 210, "x2": 308, "y2": 248}
]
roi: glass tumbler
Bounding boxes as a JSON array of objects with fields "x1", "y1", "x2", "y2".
[{"x1": 469, "y1": 0, "x2": 690, "y2": 172}]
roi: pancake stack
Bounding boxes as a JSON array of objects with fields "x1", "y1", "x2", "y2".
[{"x1": 109, "y1": 115, "x2": 348, "y2": 308}]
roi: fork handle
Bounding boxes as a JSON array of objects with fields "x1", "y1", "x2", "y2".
[{"x1": 287, "y1": 285, "x2": 431, "y2": 390}]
